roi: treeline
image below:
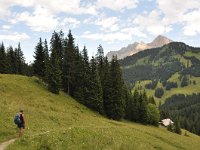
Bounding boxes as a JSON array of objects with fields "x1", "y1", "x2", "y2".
[
  {"x1": 120, "y1": 42, "x2": 200, "y2": 85},
  {"x1": 160, "y1": 94, "x2": 200, "y2": 135},
  {"x1": 0, "y1": 43, "x2": 31, "y2": 75},
  {"x1": 32, "y1": 30, "x2": 126, "y2": 120}
]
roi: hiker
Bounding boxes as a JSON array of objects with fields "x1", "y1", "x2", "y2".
[{"x1": 14, "y1": 110, "x2": 25, "y2": 137}]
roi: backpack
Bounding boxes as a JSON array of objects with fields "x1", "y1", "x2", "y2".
[{"x1": 14, "y1": 114, "x2": 21, "y2": 125}]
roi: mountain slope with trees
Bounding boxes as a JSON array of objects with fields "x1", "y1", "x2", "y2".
[{"x1": 119, "y1": 42, "x2": 200, "y2": 136}]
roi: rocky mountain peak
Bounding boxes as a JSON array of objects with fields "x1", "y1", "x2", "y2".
[
  {"x1": 148, "y1": 35, "x2": 173, "y2": 47},
  {"x1": 106, "y1": 35, "x2": 173, "y2": 61}
]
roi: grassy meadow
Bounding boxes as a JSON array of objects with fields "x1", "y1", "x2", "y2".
[
  {"x1": 0, "y1": 74, "x2": 200, "y2": 150},
  {"x1": 133, "y1": 73, "x2": 200, "y2": 104}
]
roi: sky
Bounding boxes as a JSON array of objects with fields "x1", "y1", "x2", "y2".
[{"x1": 0, "y1": 0, "x2": 200, "y2": 63}]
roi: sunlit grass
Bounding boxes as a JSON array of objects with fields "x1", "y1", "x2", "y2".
[{"x1": 0, "y1": 74, "x2": 200, "y2": 150}]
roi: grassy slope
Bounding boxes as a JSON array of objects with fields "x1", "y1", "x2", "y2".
[
  {"x1": 1, "y1": 74, "x2": 200, "y2": 150},
  {"x1": 134, "y1": 73, "x2": 200, "y2": 104}
]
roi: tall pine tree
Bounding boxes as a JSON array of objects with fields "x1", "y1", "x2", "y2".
[
  {"x1": 106, "y1": 56, "x2": 125, "y2": 120},
  {"x1": 62, "y1": 30, "x2": 76, "y2": 95},
  {"x1": 95, "y1": 45, "x2": 105, "y2": 83},
  {"x1": 47, "y1": 34, "x2": 62, "y2": 94},
  {"x1": 15, "y1": 43, "x2": 25, "y2": 74},
  {"x1": 43, "y1": 39, "x2": 50, "y2": 82},
  {"x1": 86, "y1": 56, "x2": 103, "y2": 114},
  {"x1": 0, "y1": 42, "x2": 7, "y2": 73},
  {"x1": 33, "y1": 38, "x2": 45, "y2": 78}
]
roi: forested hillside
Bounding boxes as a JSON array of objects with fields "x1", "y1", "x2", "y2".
[
  {"x1": 160, "y1": 94, "x2": 200, "y2": 135},
  {"x1": 120, "y1": 42, "x2": 200, "y2": 84},
  {"x1": 119, "y1": 42, "x2": 200, "y2": 135}
]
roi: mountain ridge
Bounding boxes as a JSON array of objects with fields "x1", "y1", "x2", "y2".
[{"x1": 106, "y1": 35, "x2": 173, "y2": 60}]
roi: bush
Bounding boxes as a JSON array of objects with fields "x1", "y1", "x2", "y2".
[
  {"x1": 147, "y1": 104, "x2": 160, "y2": 126},
  {"x1": 165, "y1": 81, "x2": 178, "y2": 90},
  {"x1": 155, "y1": 88, "x2": 164, "y2": 98},
  {"x1": 181, "y1": 76, "x2": 188, "y2": 87},
  {"x1": 145, "y1": 80, "x2": 158, "y2": 89}
]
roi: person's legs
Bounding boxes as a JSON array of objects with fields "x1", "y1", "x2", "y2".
[{"x1": 18, "y1": 125, "x2": 24, "y2": 137}]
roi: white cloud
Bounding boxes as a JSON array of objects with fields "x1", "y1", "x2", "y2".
[
  {"x1": 12, "y1": 6, "x2": 58, "y2": 32},
  {"x1": 57, "y1": 17, "x2": 80, "y2": 32},
  {"x1": 81, "y1": 27, "x2": 146, "y2": 42},
  {"x1": 157, "y1": 0, "x2": 200, "y2": 36},
  {"x1": 133, "y1": 10, "x2": 172, "y2": 35},
  {"x1": 121, "y1": 27, "x2": 146, "y2": 37},
  {"x1": 182, "y1": 9, "x2": 200, "y2": 36},
  {"x1": 0, "y1": 32, "x2": 30, "y2": 41},
  {"x1": 95, "y1": 16, "x2": 120, "y2": 32},
  {"x1": 2, "y1": 25, "x2": 11, "y2": 30},
  {"x1": 81, "y1": 32, "x2": 132, "y2": 42},
  {"x1": 157, "y1": 0, "x2": 200, "y2": 24},
  {"x1": 97, "y1": 0, "x2": 138, "y2": 11}
]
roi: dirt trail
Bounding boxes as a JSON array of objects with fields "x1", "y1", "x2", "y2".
[{"x1": 0, "y1": 139, "x2": 16, "y2": 150}]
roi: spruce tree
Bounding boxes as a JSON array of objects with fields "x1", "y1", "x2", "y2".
[
  {"x1": 95, "y1": 45, "x2": 105, "y2": 83},
  {"x1": 43, "y1": 39, "x2": 50, "y2": 82},
  {"x1": 139, "y1": 92, "x2": 148, "y2": 124},
  {"x1": 7, "y1": 46, "x2": 17, "y2": 74},
  {"x1": 47, "y1": 38, "x2": 61, "y2": 94},
  {"x1": 106, "y1": 56, "x2": 125, "y2": 120},
  {"x1": 102, "y1": 57, "x2": 112, "y2": 116},
  {"x1": 86, "y1": 56, "x2": 103, "y2": 114},
  {"x1": 74, "y1": 46, "x2": 90, "y2": 105},
  {"x1": 0, "y1": 42, "x2": 7, "y2": 73},
  {"x1": 50, "y1": 31, "x2": 64, "y2": 70},
  {"x1": 62, "y1": 30, "x2": 76, "y2": 95},
  {"x1": 15, "y1": 43, "x2": 25, "y2": 74},
  {"x1": 131, "y1": 89, "x2": 140, "y2": 122},
  {"x1": 73, "y1": 45, "x2": 85, "y2": 101},
  {"x1": 174, "y1": 118, "x2": 182, "y2": 134},
  {"x1": 33, "y1": 38, "x2": 45, "y2": 78}
]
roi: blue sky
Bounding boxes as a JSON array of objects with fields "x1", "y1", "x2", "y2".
[{"x1": 0, "y1": 0, "x2": 200, "y2": 63}]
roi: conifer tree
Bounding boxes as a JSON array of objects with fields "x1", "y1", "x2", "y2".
[
  {"x1": 0, "y1": 42, "x2": 7, "y2": 73},
  {"x1": 174, "y1": 118, "x2": 182, "y2": 134},
  {"x1": 50, "y1": 31, "x2": 64, "y2": 70},
  {"x1": 73, "y1": 45, "x2": 86, "y2": 101},
  {"x1": 79, "y1": 46, "x2": 91, "y2": 104},
  {"x1": 33, "y1": 38, "x2": 45, "y2": 78},
  {"x1": 15, "y1": 43, "x2": 25, "y2": 74},
  {"x1": 102, "y1": 57, "x2": 112, "y2": 116},
  {"x1": 7, "y1": 46, "x2": 17, "y2": 74},
  {"x1": 47, "y1": 37, "x2": 61, "y2": 94},
  {"x1": 95, "y1": 45, "x2": 105, "y2": 83},
  {"x1": 43, "y1": 39, "x2": 50, "y2": 82},
  {"x1": 139, "y1": 92, "x2": 148, "y2": 124},
  {"x1": 62, "y1": 30, "x2": 76, "y2": 95},
  {"x1": 131, "y1": 89, "x2": 140, "y2": 121},
  {"x1": 86, "y1": 56, "x2": 103, "y2": 114},
  {"x1": 106, "y1": 56, "x2": 125, "y2": 120}
]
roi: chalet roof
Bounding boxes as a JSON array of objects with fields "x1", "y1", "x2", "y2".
[{"x1": 161, "y1": 118, "x2": 174, "y2": 126}]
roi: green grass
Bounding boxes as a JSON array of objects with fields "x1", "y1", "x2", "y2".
[
  {"x1": 173, "y1": 54, "x2": 192, "y2": 67},
  {"x1": 184, "y1": 51, "x2": 200, "y2": 60},
  {"x1": 134, "y1": 74, "x2": 200, "y2": 104},
  {"x1": 1, "y1": 74, "x2": 200, "y2": 150}
]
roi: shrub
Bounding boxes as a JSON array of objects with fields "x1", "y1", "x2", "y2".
[
  {"x1": 147, "y1": 104, "x2": 160, "y2": 126},
  {"x1": 155, "y1": 88, "x2": 164, "y2": 98}
]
